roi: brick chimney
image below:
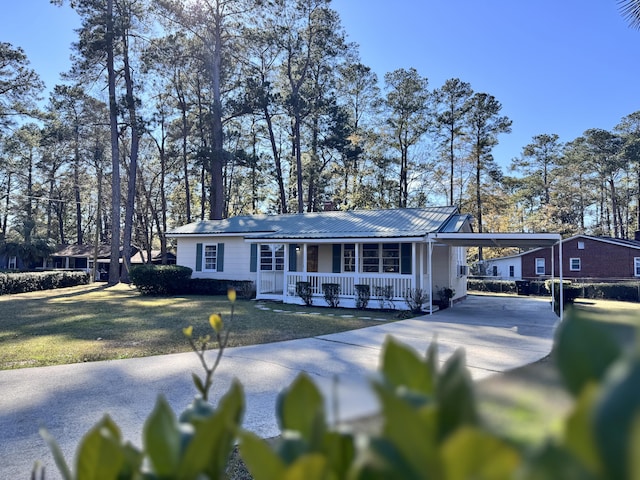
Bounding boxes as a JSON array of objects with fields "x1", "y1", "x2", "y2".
[{"x1": 323, "y1": 201, "x2": 335, "y2": 211}]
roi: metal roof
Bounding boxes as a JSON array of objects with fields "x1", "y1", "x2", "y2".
[
  {"x1": 430, "y1": 232, "x2": 561, "y2": 248},
  {"x1": 167, "y1": 207, "x2": 465, "y2": 240},
  {"x1": 51, "y1": 244, "x2": 112, "y2": 259}
]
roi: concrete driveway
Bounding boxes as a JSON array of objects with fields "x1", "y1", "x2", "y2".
[{"x1": 0, "y1": 294, "x2": 558, "y2": 478}]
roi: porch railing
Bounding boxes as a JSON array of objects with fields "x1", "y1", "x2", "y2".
[
  {"x1": 259, "y1": 271, "x2": 284, "y2": 294},
  {"x1": 285, "y1": 272, "x2": 413, "y2": 300}
]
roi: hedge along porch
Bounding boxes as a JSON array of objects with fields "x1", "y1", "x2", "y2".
[{"x1": 167, "y1": 207, "x2": 473, "y2": 311}]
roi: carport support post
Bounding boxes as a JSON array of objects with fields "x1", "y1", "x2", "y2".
[
  {"x1": 428, "y1": 239, "x2": 434, "y2": 315},
  {"x1": 559, "y1": 240, "x2": 564, "y2": 319},
  {"x1": 551, "y1": 244, "x2": 556, "y2": 312}
]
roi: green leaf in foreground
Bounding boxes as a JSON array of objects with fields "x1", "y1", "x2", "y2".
[
  {"x1": 555, "y1": 310, "x2": 622, "y2": 396},
  {"x1": 75, "y1": 415, "x2": 126, "y2": 480},
  {"x1": 143, "y1": 396, "x2": 181, "y2": 477}
]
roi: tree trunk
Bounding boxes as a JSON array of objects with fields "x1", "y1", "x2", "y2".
[
  {"x1": 209, "y1": 4, "x2": 225, "y2": 220},
  {"x1": 476, "y1": 143, "x2": 484, "y2": 262},
  {"x1": 264, "y1": 106, "x2": 287, "y2": 213},
  {"x1": 178, "y1": 90, "x2": 191, "y2": 223},
  {"x1": 294, "y1": 113, "x2": 304, "y2": 213},
  {"x1": 106, "y1": 0, "x2": 121, "y2": 286},
  {"x1": 74, "y1": 140, "x2": 83, "y2": 244},
  {"x1": 120, "y1": 24, "x2": 140, "y2": 284}
]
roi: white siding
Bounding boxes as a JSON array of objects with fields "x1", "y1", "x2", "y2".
[
  {"x1": 176, "y1": 236, "x2": 257, "y2": 282},
  {"x1": 317, "y1": 244, "x2": 333, "y2": 272},
  {"x1": 485, "y1": 257, "x2": 522, "y2": 280},
  {"x1": 450, "y1": 246, "x2": 467, "y2": 300}
]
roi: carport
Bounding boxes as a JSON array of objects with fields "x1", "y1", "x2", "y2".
[{"x1": 427, "y1": 232, "x2": 564, "y2": 316}]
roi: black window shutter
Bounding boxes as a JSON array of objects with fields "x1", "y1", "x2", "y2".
[
  {"x1": 217, "y1": 243, "x2": 224, "y2": 272},
  {"x1": 401, "y1": 243, "x2": 412, "y2": 274},
  {"x1": 332, "y1": 244, "x2": 341, "y2": 273},
  {"x1": 195, "y1": 243, "x2": 203, "y2": 271},
  {"x1": 289, "y1": 244, "x2": 297, "y2": 271},
  {"x1": 250, "y1": 244, "x2": 257, "y2": 272}
]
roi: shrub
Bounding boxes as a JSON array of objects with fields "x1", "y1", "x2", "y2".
[
  {"x1": 295, "y1": 281, "x2": 313, "y2": 306},
  {"x1": 354, "y1": 284, "x2": 370, "y2": 310},
  {"x1": 467, "y1": 279, "x2": 516, "y2": 294},
  {"x1": 130, "y1": 265, "x2": 193, "y2": 295},
  {"x1": 404, "y1": 287, "x2": 429, "y2": 313},
  {"x1": 579, "y1": 282, "x2": 640, "y2": 302},
  {"x1": 321, "y1": 283, "x2": 341, "y2": 307},
  {"x1": 187, "y1": 278, "x2": 255, "y2": 298},
  {"x1": 373, "y1": 284, "x2": 394, "y2": 310},
  {"x1": 0, "y1": 271, "x2": 89, "y2": 296}
]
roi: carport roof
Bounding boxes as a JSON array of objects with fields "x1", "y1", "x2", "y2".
[{"x1": 430, "y1": 232, "x2": 561, "y2": 248}]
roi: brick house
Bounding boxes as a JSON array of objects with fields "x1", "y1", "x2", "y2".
[{"x1": 486, "y1": 234, "x2": 640, "y2": 280}]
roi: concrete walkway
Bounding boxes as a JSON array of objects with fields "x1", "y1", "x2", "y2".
[{"x1": 0, "y1": 295, "x2": 558, "y2": 478}]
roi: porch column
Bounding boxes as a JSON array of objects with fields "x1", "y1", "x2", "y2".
[
  {"x1": 428, "y1": 239, "x2": 434, "y2": 315},
  {"x1": 284, "y1": 244, "x2": 290, "y2": 299},
  {"x1": 412, "y1": 242, "x2": 417, "y2": 289},
  {"x1": 256, "y1": 243, "x2": 262, "y2": 297},
  {"x1": 355, "y1": 243, "x2": 360, "y2": 284},
  {"x1": 419, "y1": 243, "x2": 425, "y2": 292},
  {"x1": 303, "y1": 244, "x2": 308, "y2": 281}
]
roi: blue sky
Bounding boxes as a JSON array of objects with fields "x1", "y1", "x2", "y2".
[{"x1": 3, "y1": 1, "x2": 640, "y2": 168}]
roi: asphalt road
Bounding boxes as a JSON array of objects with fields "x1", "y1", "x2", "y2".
[{"x1": 0, "y1": 294, "x2": 558, "y2": 478}]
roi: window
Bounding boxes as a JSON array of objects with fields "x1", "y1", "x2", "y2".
[
  {"x1": 492, "y1": 266, "x2": 498, "y2": 276},
  {"x1": 8, "y1": 256, "x2": 17, "y2": 269},
  {"x1": 577, "y1": 241, "x2": 585, "y2": 250},
  {"x1": 361, "y1": 243, "x2": 400, "y2": 273},
  {"x1": 635, "y1": 257, "x2": 640, "y2": 277},
  {"x1": 535, "y1": 258, "x2": 545, "y2": 275},
  {"x1": 509, "y1": 265, "x2": 515, "y2": 277},
  {"x1": 204, "y1": 245, "x2": 217, "y2": 271},
  {"x1": 382, "y1": 244, "x2": 400, "y2": 273},
  {"x1": 260, "y1": 244, "x2": 284, "y2": 271},
  {"x1": 570, "y1": 258, "x2": 581, "y2": 271},
  {"x1": 362, "y1": 244, "x2": 379, "y2": 272},
  {"x1": 343, "y1": 244, "x2": 356, "y2": 272}
]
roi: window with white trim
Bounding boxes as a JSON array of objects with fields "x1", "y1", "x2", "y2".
[
  {"x1": 509, "y1": 265, "x2": 514, "y2": 277},
  {"x1": 360, "y1": 243, "x2": 401, "y2": 273},
  {"x1": 362, "y1": 244, "x2": 379, "y2": 272},
  {"x1": 204, "y1": 245, "x2": 217, "y2": 271},
  {"x1": 343, "y1": 244, "x2": 355, "y2": 272},
  {"x1": 635, "y1": 257, "x2": 640, "y2": 277},
  {"x1": 260, "y1": 244, "x2": 284, "y2": 271},
  {"x1": 535, "y1": 258, "x2": 545, "y2": 275},
  {"x1": 570, "y1": 258, "x2": 581, "y2": 271},
  {"x1": 8, "y1": 256, "x2": 17, "y2": 269},
  {"x1": 382, "y1": 244, "x2": 400, "y2": 273}
]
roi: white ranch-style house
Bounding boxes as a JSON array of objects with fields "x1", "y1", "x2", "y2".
[{"x1": 167, "y1": 207, "x2": 474, "y2": 311}]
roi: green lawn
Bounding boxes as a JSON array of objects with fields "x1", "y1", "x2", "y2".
[{"x1": 0, "y1": 283, "x2": 404, "y2": 370}]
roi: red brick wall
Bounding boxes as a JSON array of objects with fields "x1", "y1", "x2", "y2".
[{"x1": 522, "y1": 237, "x2": 640, "y2": 279}]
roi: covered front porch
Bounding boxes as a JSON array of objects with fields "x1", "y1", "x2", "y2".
[{"x1": 251, "y1": 239, "x2": 465, "y2": 310}]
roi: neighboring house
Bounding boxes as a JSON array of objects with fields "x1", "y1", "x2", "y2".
[
  {"x1": 45, "y1": 244, "x2": 113, "y2": 280},
  {"x1": 485, "y1": 234, "x2": 640, "y2": 280},
  {"x1": 45, "y1": 245, "x2": 177, "y2": 280},
  {"x1": 166, "y1": 207, "x2": 474, "y2": 310},
  {"x1": 0, "y1": 252, "x2": 22, "y2": 270},
  {"x1": 130, "y1": 250, "x2": 177, "y2": 265}
]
